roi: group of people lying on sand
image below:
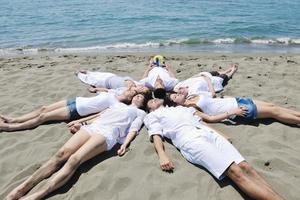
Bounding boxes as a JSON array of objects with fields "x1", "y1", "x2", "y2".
[{"x1": 1, "y1": 55, "x2": 299, "y2": 200}]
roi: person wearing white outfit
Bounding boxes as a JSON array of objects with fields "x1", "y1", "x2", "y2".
[
  {"x1": 140, "y1": 61, "x2": 179, "y2": 92},
  {"x1": 6, "y1": 93, "x2": 147, "y2": 200},
  {"x1": 144, "y1": 98, "x2": 284, "y2": 200},
  {"x1": 0, "y1": 89, "x2": 137, "y2": 132},
  {"x1": 76, "y1": 70, "x2": 150, "y2": 95},
  {"x1": 174, "y1": 64, "x2": 238, "y2": 98},
  {"x1": 169, "y1": 93, "x2": 300, "y2": 125}
]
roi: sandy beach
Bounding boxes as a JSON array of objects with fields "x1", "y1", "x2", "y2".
[{"x1": 0, "y1": 53, "x2": 299, "y2": 200}]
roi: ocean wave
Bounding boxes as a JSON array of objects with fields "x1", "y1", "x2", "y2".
[
  {"x1": 1, "y1": 37, "x2": 300, "y2": 56},
  {"x1": 161, "y1": 37, "x2": 300, "y2": 45}
]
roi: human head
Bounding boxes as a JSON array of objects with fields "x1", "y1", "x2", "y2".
[
  {"x1": 169, "y1": 93, "x2": 186, "y2": 105},
  {"x1": 177, "y1": 87, "x2": 189, "y2": 97},
  {"x1": 146, "y1": 98, "x2": 164, "y2": 112},
  {"x1": 134, "y1": 85, "x2": 150, "y2": 94},
  {"x1": 131, "y1": 92, "x2": 152, "y2": 111},
  {"x1": 153, "y1": 88, "x2": 166, "y2": 99},
  {"x1": 119, "y1": 89, "x2": 137, "y2": 104}
]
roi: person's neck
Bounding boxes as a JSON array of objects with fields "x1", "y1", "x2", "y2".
[{"x1": 130, "y1": 103, "x2": 138, "y2": 108}]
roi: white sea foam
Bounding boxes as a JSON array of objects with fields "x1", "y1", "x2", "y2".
[
  {"x1": 213, "y1": 38, "x2": 235, "y2": 44},
  {"x1": 1, "y1": 37, "x2": 300, "y2": 56}
]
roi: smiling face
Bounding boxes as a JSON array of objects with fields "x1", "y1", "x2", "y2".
[
  {"x1": 131, "y1": 94, "x2": 145, "y2": 108},
  {"x1": 147, "y1": 98, "x2": 164, "y2": 112},
  {"x1": 169, "y1": 93, "x2": 186, "y2": 105}
]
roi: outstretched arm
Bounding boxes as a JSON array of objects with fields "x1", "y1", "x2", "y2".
[
  {"x1": 165, "y1": 64, "x2": 177, "y2": 78},
  {"x1": 194, "y1": 108, "x2": 247, "y2": 123},
  {"x1": 67, "y1": 113, "x2": 101, "y2": 128},
  {"x1": 142, "y1": 63, "x2": 153, "y2": 79},
  {"x1": 202, "y1": 75, "x2": 216, "y2": 97},
  {"x1": 88, "y1": 87, "x2": 109, "y2": 93},
  {"x1": 124, "y1": 79, "x2": 136, "y2": 88},
  {"x1": 152, "y1": 135, "x2": 175, "y2": 171},
  {"x1": 117, "y1": 131, "x2": 137, "y2": 156}
]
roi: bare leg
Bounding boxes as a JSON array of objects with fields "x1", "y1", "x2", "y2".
[
  {"x1": 218, "y1": 65, "x2": 233, "y2": 74},
  {"x1": 1, "y1": 101, "x2": 67, "y2": 123},
  {"x1": 254, "y1": 100, "x2": 300, "y2": 117},
  {"x1": 0, "y1": 107, "x2": 70, "y2": 132},
  {"x1": 226, "y1": 163, "x2": 284, "y2": 200},
  {"x1": 255, "y1": 101, "x2": 300, "y2": 125},
  {"x1": 238, "y1": 161, "x2": 282, "y2": 195},
  {"x1": 21, "y1": 133, "x2": 107, "y2": 200},
  {"x1": 224, "y1": 64, "x2": 238, "y2": 78},
  {"x1": 5, "y1": 130, "x2": 91, "y2": 200}
]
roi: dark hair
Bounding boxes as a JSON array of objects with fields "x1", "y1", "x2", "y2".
[
  {"x1": 153, "y1": 88, "x2": 166, "y2": 99},
  {"x1": 140, "y1": 91, "x2": 153, "y2": 112},
  {"x1": 164, "y1": 92, "x2": 178, "y2": 107}
]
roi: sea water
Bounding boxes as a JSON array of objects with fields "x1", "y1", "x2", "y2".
[{"x1": 0, "y1": 0, "x2": 300, "y2": 55}]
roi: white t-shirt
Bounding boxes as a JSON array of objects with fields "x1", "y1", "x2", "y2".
[
  {"x1": 196, "y1": 95, "x2": 238, "y2": 116},
  {"x1": 75, "y1": 93, "x2": 119, "y2": 116},
  {"x1": 86, "y1": 103, "x2": 146, "y2": 144},
  {"x1": 139, "y1": 67, "x2": 179, "y2": 91},
  {"x1": 174, "y1": 75, "x2": 224, "y2": 97},
  {"x1": 144, "y1": 106, "x2": 204, "y2": 149}
]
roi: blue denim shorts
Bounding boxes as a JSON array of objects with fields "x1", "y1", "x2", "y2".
[
  {"x1": 67, "y1": 99, "x2": 81, "y2": 121},
  {"x1": 233, "y1": 97, "x2": 257, "y2": 123}
]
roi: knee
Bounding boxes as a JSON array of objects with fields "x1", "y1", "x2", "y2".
[
  {"x1": 53, "y1": 149, "x2": 72, "y2": 164},
  {"x1": 66, "y1": 155, "x2": 81, "y2": 169},
  {"x1": 227, "y1": 164, "x2": 246, "y2": 183},
  {"x1": 39, "y1": 106, "x2": 48, "y2": 114},
  {"x1": 37, "y1": 113, "x2": 47, "y2": 122},
  {"x1": 239, "y1": 162, "x2": 254, "y2": 174}
]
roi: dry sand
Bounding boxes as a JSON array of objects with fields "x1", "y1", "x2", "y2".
[{"x1": 0, "y1": 53, "x2": 299, "y2": 200}]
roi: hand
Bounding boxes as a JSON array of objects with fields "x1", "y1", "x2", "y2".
[
  {"x1": 211, "y1": 92, "x2": 217, "y2": 98},
  {"x1": 67, "y1": 120, "x2": 78, "y2": 127},
  {"x1": 159, "y1": 155, "x2": 175, "y2": 172},
  {"x1": 164, "y1": 63, "x2": 170, "y2": 69},
  {"x1": 234, "y1": 106, "x2": 248, "y2": 117},
  {"x1": 117, "y1": 144, "x2": 127, "y2": 156},
  {"x1": 68, "y1": 123, "x2": 81, "y2": 134},
  {"x1": 88, "y1": 87, "x2": 97, "y2": 93}
]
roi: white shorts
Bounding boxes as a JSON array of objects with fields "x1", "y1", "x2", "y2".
[
  {"x1": 82, "y1": 124, "x2": 118, "y2": 151},
  {"x1": 77, "y1": 71, "x2": 116, "y2": 87},
  {"x1": 180, "y1": 128, "x2": 244, "y2": 180}
]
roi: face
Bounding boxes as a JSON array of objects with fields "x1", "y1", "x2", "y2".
[
  {"x1": 170, "y1": 93, "x2": 185, "y2": 105},
  {"x1": 147, "y1": 98, "x2": 164, "y2": 112},
  {"x1": 132, "y1": 94, "x2": 145, "y2": 108},
  {"x1": 123, "y1": 89, "x2": 137, "y2": 102},
  {"x1": 135, "y1": 85, "x2": 150, "y2": 94},
  {"x1": 177, "y1": 87, "x2": 188, "y2": 96}
]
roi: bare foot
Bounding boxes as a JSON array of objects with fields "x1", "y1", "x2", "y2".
[
  {"x1": 74, "y1": 69, "x2": 87, "y2": 76},
  {"x1": 231, "y1": 63, "x2": 239, "y2": 73},
  {"x1": 19, "y1": 193, "x2": 41, "y2": 200},
  {"x1": 6, "y1": 186, "x2": 28, "y2": 200},
  {"x1": 88, "y1": 87, "x2": 97, "y2": 93},
  {"x1": 0, "y1": 115, "x2": 13, "y2": 123},
  {"x1": 0, "y1": 121, "x2": 10, "y2": 132}
]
